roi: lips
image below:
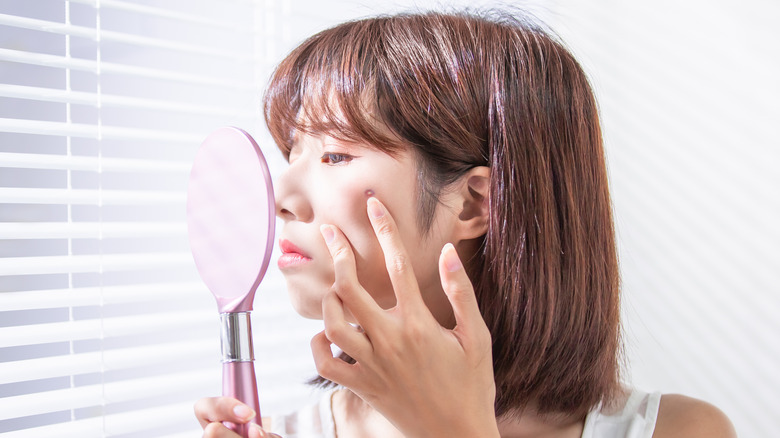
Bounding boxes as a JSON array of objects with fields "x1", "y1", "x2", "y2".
[{"x1": 277, "y1": 238, "x2": 312, "y2": 269}]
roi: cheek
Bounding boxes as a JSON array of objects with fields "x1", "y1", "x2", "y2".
[
  {"x1": 313, "y1": 182, "x2": 378, "y2": 263},
  {"x1": 315, "y1": 184, "x2": 371, "y2": 228},
  {"x1": 314, "y1": 185, "x2": 397, "y2": 305}
]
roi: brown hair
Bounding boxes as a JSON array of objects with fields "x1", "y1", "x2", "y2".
[{"x1": 264, "y1": 10, "x2": 621, "y2": 419}]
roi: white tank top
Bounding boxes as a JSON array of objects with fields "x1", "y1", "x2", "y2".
[
  {"x1": 270, "y1": 388, "x2": 661, "y2": 438},
  {"x1": 582, "y1": 389, "x2": 661, "y2": 438}
]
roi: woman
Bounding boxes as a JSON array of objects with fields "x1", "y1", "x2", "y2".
[{"x1": 196, "y1": 10, "x2": 736, "y2": 438}]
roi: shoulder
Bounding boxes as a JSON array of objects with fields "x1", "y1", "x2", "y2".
[{"x1": 652, "y1": 394, "x2": 737, "y2": 438}]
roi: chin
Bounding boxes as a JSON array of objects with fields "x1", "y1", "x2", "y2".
[
  {"x1": 292, "y1": 302, "x2": 324, "y2": 320},
  {"x1": 285, "y1": 283, "x2": 325, "y2": 320}
]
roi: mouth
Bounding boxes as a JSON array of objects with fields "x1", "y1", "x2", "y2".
[{"x1": 277, "y1": 238, "x2": 312, "y2": 269}]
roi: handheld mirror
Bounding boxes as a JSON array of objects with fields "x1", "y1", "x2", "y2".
[{"x1": 187, "y1": 127, "x2": 275, "y2": 435}]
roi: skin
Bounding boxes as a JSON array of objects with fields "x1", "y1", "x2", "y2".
[
  {"x1": 273, "y1": 133, "x2": 458, "y2": 325},
  {"x1": 195, "y1": 133, "x2": 737, "y2": 437}
]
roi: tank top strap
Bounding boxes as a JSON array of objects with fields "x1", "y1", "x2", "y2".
[{"x1": 581, "y1": 388, "x2": 661, "y2": 438}]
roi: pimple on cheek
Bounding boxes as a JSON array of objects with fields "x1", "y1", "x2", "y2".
[{"x1": 320, "y1": 186, "x2": 374, "y2": 228}]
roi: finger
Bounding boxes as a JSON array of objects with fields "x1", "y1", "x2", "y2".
[
  {"x1": 194, "y1": 397, "x2": 256, "y2": 429},
  {"x1": 249, "y1": 422, "x2": 282, "y2": 438},
  {"x1": 249, "y1": 423, "x2": 263, "y2": 438},
  {"x1": 311, "y1": 330, "x2": 363, "y2": 391},
  {"x1": 320, "y1": 224, "x2": 384, "y2": 326},
  {"x1": 203, "y1": 421, "x2": 242, "y2": 438},
  {"x1": 365, "y1": 197, "x2": 423, "y2": 308},
  {"x1": 194, "y1": 397, "x2": 216, "y2": 428},
  {"x1": 438, "y1": 243, "x2": 488, "y2": 340},
  {"x1": 322, "y1": 289, "x2": 373, "y2": 360}
]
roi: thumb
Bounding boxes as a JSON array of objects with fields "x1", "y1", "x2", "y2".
[{"x1": 438, "y1": 243, "x2": 483, "y2": 333}]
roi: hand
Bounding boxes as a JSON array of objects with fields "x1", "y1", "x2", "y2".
[
  {"x1": 194, "y1": 397, "x2": 281, "y2": 438},
  {"x1": 312, "y1": 197, "x2": 500, "y2": 438}
]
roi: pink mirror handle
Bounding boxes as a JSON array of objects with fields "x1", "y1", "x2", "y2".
[
  {"x1": 223, "y1": 362, "x2": 261, "y2": 435},
  {"x1": 220, "y1": 312, "x2": 261, "y2": 436}
]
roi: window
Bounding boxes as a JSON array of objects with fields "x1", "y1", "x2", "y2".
[{"x1": 0, "y1": 1, "x2": 319, "y2": 436}]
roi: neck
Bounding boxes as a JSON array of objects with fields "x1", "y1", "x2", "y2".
[
  {"x1": 496, "y1": 407, "x2": 585, "y2": 438},
  {"x1": 334, "y1": 389, "x2": 585, "y2": 438}
]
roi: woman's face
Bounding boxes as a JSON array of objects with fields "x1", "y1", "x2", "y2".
[{"x1": 274, "y1": 133, "x2": 457, "y2": 322}]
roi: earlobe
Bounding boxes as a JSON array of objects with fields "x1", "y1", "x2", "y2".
[{"x1": 455, "y1": 166, "x2": 490, "y2": 240}]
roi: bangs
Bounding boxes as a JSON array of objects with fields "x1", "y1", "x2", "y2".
[{"x1": 263, "y1": 17, "x2": 404, "y2": 158}]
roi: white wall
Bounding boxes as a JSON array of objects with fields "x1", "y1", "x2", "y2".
[{"x1": 544, "y1": 1, "x2": 779, "y2": 436}]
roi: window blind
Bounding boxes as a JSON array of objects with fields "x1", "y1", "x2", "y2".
[{"x1": 0, "y1": 1, "x2": 321, "y2": 436}]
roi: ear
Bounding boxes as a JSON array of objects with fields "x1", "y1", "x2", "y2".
[{"x1": 452, "y1": 166, "x2": 490, "y2": 240}]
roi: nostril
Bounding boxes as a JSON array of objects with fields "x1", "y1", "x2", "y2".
[{"x1": 277, "y1": 207, "x2": 295, "y2": 221}]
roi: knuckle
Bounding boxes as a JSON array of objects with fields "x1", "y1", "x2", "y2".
[
  {"x1": 375, "y1": 219, "x2": 394, "y2": 237},
  {"x1": 193, "y1": 398, "x2": 207, "y2": 418},
  {"x1": 446, "y1": 278, "x2": 477, "y2": 305},
  {"x1": 309, "y1": 333, "x2": 322, "y2": 350},
  {"x1": 311, "y1": 331, "x2": 329, "y2": 349},
  {"x1": 333, "y1": 277, "x2": 353, "y2": 294},
  {"x1": 390, "y1": 253, "x2": 409, "y2": 275},
  {"x1": 331, "y1": 244, "x2": 351, "y2": 261},
  {"x1": 314, "y1": 356, "x2": 335, "y2": 378},
  {"x1": 475, "y1": 324, "x2": 493, "y2": 349},
  {"x1": 401, "y1": 318, "x2": 427, "y2": 340},
  {"x1": 323, "y1": 287, "x2": 339, "y2": 305},
  {"x1": 446, "y1": 271, "x2": 473, "y2": 291},
  {"x1": 323, "y1": 323, "x2": 344, "y2": 344},
  {"x1": 450, "y1": 287, "x2": 474, "y2": 305},
  {"x1": 214, "y1": 396, "x2": 234, "y2": 415},
  {"x1": 310, "y1": 333, "x2": 336, "y2": 374}
]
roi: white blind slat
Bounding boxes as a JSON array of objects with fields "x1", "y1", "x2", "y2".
[
  {"x1": 0, "y1": 151, "x2": 191, "y2": 173},
  {"x1": 0, "y1": 13, "x2": 248, "y2": 59},
  {"x1": 0, "y1": 84, "x2": 250, "y2": 118},
  {"x1": 0, "y1": 117, "x2": 202, "y2": 142},
  {"x1": 103, "y1": 402, "x2": 206, "y2": 436},
  {"x1": 70, "y1": 0, "x2": 254, "y2": 32},
  {"x1": 0, "y1": 311, "x2": 214, "y2": 348},
  {"x1": 0, "y1": 221, "x2": 187, "y2": 240},
  {"x1": 0, "y1": 187, "x2": 185, "y2": 205},
  {"x1": 0, "y1": 340, "x2": 215, "y2": 385},
  {"x1": 0, "y1": 48, "x2": 254, "y2": 89},
  {"x1": 0, "y1": 370, "x2": 212, "y2": 421},
  {"x1": 0, "y1": 309, "x2": 312, "y2": 351},
  {"x1": 0, "y1": 416, "x2": 102, "y2": 438},
  {"x1": 0, "y1": 385, "x2": 103, "y2": 422},
  {"x1": 0, "y1": 326, "x2": 315, "y2": 426},
  {"x1": 1, "y1": 282, "x2": 206, "y2": 310},
  {"x1": 0, "y1": 252, "x2": 193, "y2": 276},
  {"x1": 0, "y1": 280, "x2": 289, "y2": 316},
  {"x1": 0, "y1": 402, "x2": 200, "y2": 438}
]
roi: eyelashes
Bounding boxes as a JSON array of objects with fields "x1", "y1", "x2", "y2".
[{"x1": 320, "y1": 153, "x2": 353, "y2": 165}]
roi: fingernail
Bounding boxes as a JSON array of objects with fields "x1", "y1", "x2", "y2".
[
  {"x1": 233, "y1": 404, "x2": 255, "y2": 420},
  {"x1": 367, "y1": 197, "x2": 384, "y2": 218},
  {"x1": 442, "y1": 243, "x2": 462, "y2": 272},
  {"x1": 320, "y1": 224, "x2": 335, "y2": 244}
]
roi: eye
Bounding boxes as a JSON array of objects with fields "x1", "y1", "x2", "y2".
[{"x1": 320, "y1": 153, "x2": 353, "y2": 165}]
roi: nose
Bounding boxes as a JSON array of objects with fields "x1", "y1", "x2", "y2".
[{"x1": 274, "y1": 161, "x2": 313, "y2": 223}]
